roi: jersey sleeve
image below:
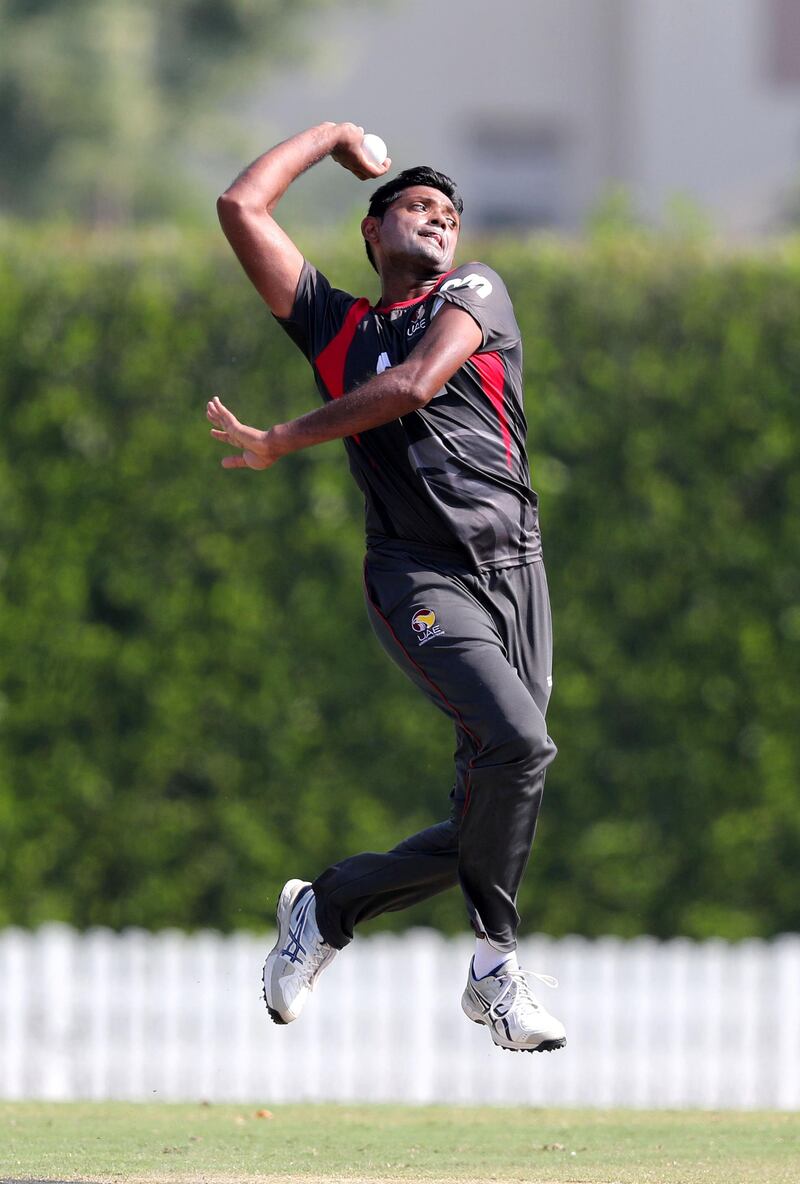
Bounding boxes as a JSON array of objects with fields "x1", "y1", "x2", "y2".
[
  {"x1": 435, "y1": 262, "x2": 520, "y2": 352},
  {"x1": 274, "y1": 259, "x2": 360, "y2": 362}
]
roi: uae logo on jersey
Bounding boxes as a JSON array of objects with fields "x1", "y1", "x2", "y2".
[
  {"x1": 411, "y1": 605, "x2": 444, "y2": 646},
  {"x1": 407, "y1": 303, "x2": 427, "y2": 338}
]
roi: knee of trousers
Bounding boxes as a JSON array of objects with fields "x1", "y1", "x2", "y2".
[
  {"x1": 484, "y1": 714, "x2": 557, "y2": 776},
  {"x1": 395, "y1": 817, "x2": 461, "y2": 855}
]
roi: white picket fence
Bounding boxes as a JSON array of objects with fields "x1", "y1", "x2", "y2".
[{"x1": 1, "y1": 925, "x2": 798, "y2": 1109}]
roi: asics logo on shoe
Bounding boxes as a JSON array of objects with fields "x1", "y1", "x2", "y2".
[
  {"x1": 471, "y1": 986, "x2": 493, "y2": 1015},
  {"x1": 280, "y1": 892, "x2": 313, "y2": 964}
]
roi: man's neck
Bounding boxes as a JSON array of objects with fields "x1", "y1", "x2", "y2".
[{"x1": 377, "y1": 265, "x2": 449, "y2": 309}]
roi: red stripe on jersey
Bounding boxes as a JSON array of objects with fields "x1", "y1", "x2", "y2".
[
  {"x1": 314, "y1": 297, "x2": 371, "y2": 399},
  {"x1": 472, "y1": 351, "x2": 512, "y2": 470}
]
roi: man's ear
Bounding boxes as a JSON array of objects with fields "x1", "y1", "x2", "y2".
[{"x1": 361, "y1": 215, "x2": 380, "y2": 248}]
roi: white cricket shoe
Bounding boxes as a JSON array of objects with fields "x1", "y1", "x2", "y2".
[
  {"x1": 262, "y1": 879, "x2": 337, "y2": 1024},
  {"x1": 461, "y1": 958, "x2": 567, "y2": 1053}
]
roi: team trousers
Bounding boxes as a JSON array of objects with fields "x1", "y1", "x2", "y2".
[{"x1": 312, "y1": 543, "x2": 557, "y2": 954}]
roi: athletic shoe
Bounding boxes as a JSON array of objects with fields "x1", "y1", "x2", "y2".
[
  {"x1": 262, "y1": 879, "x2": 337, "y2": 1025},
  {"x1": 461, "y1": 958, "x2": 567, "y2": 1053}
]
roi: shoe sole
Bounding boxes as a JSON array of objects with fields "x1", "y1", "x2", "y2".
[
  {"x1": 465, "y1": 1011, "x2": 566, "y2": 1053},
  {"x1": 262, "y1": 879, "x2": 311, "y2": 1026}
]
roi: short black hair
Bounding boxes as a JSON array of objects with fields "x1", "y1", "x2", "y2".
[{"x1": 364, "y1": 166, "x2": 464, "y2": 271}]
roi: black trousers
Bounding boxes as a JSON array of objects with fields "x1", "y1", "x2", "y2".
[{"x1": 313, "y1": 545, "x2": 557, "y2": 954}]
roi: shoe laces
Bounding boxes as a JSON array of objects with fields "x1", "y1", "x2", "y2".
[
  {"x1": 294, "y1": 931, "x2": 331, "y2": 986},
  {"x1": 490, "y1": 968, "x2": 558, "y2": 1024}
]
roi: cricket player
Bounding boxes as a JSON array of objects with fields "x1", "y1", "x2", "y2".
[{"x1": 209, "y1": 122, "x2": 566, "y2": 1053}]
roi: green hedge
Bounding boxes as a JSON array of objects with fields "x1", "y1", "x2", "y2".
[{"x1": 1, "y1": 226, "x2": 798, "y2": 939}]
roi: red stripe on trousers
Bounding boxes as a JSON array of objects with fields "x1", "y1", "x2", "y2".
[{"x1": 472, "y1": 350, "x2": 512, "y2": 469}]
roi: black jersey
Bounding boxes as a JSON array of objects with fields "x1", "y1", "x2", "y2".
[{"x1": 276, "y1": 259, "x2": 542, "y2": 570}]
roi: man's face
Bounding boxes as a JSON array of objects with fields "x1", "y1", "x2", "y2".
[{"x1": 364, "y1": 185, "x2": 461, "y2": 273}]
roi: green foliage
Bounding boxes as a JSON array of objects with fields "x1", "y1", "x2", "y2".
[
  {"x1": 0, "y1": 0, "x2": 337, "y2": 222},
  {"x1": 0, "y1": 226, "x2": 798, "y2": 938}
]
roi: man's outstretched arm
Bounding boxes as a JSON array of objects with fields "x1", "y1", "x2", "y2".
[
  {"x1": 217, "y1": 123, "x2": 391, "y2": 319},
  {"x1": 207, "y1": 305, "x2": 483, "y2": 470}
]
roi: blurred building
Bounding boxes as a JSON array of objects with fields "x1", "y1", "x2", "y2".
[{"x1": 251, "y1": 0, "x2": 800, "y2": 235}]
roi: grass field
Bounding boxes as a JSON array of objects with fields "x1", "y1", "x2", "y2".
[{"x1": 2, "y1": 1103, "x2": 799, "y2": 1184}]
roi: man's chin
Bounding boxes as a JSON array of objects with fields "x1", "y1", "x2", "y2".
[{"x1": 410, "y1": 242, "x2": 452, "y2": 273}]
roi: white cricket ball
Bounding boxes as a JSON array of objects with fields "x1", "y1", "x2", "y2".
[{"x1": 361, "y1": 132, "x2": 388, "y2": 166}]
